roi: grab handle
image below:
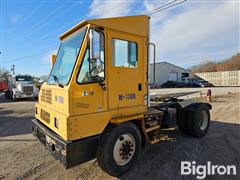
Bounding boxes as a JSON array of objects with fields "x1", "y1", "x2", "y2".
[{"x1": 148, "y1": 42, "x2": 156, "y2": 85}]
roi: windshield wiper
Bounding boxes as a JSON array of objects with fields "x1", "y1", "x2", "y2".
[{"x1": 50, "y1": 74, "x2": 64, "y2": 88}]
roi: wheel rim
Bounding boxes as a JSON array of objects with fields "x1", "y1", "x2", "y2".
[
  {"x1": 199, "y1": 110, "x2": 208, "y2": 130},
  {"x1": 113, "y1": 133, "x2": 136, "y2": 166}
]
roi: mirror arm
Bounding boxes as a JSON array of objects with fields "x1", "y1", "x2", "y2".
[{"x1": 99, "y1": 82, "x2": 106, "y2": 91}]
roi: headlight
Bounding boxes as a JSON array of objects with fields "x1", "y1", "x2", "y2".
[{"x1": 55, "y1": 96, "x2": 64, "y2": 104}]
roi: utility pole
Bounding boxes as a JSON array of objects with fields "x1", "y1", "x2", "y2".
[{"x1": 11, "y1": 64, "x2": 15, "y2": 76}]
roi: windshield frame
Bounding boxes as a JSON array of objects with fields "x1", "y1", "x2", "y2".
[{"x1": 47, "y1": 25, "x2": 88, "y2": 86}]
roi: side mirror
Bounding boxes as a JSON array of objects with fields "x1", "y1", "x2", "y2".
[
  {"x1": 51, "y1": 54, "x2": 57, "y2": 67},
  {"x1": 88, "y1": 29, "x2": 105, "y2": 80},
  {"x1": 89, "y1": 29, "x2": 94, "y2": 60},
  {"x1": 89, "y1": 29, "x2": 101, "y2": 62}
]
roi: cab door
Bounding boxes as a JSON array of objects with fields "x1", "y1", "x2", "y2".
[
  {"x1": 71, "y1": 29, "x2": 107, "y2": 115},
  {"x1": 107, "y1": 30, "x2": 146, "y2": 110}
]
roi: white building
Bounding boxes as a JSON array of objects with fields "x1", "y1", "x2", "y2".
[
  {"x1": 196, "y1": 70, "x2": 240, "y2": 86},
  {"x1": 149, "y1": 62, "x2": 190, "y2": 86}
]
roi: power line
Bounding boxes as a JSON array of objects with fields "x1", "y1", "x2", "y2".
[
  {"x1": 13, "y1": 1, "x2": 71, "y2": 41},
  {"x1": 3, "y1": 2, "x2": 133, "y2": 66},
  {"x1": 145, "y1": 0, "x2": 188, "y2": 16},
  {"x1": 17, "y1": 0, "x2": 123, "y2": 47},
  {"x1": 17, "y1": 2, "x2": 78, "y2": 41},
  {"x1": 11, "y1": 1, "x2": 123, "y2": 51},
  {"x1": 19, "y1": 0, "x2": 46, "y2": 25},
  {"x1": 16, "y1": 19, "x2": 79, "y2": 50},
  {"x1": 4, "y1": 52, "x2": 47, "y2": 63},
  {"x1": 3, "y1": 45, "x2": 57, "y2": 64},
  {"x1": 19, "y1": 0, "x2": 129, "y2": 44},
  {"x1": 145, "y1": 0, "x2": 178, "y2": 15}
]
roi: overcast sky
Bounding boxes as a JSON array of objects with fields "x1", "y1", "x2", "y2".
[{"x1": 0, "y1": 0, "x2": 239, "y2": 76}]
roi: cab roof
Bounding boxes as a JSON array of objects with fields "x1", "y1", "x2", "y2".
[{"x1": 60, "y1": 15, "x2": 150, "y2": 40}]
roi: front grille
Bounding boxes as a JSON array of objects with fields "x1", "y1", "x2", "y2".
[
  {"x1": 41, "y1": 89, "x2": 52, "y2": 104},
  {"x1": 41, "y1": 110, "x2": 50, "y2": 124},
  {"x1": 23, "y1": 86, "x2": 34, "y2": 93},
  {"x1": 40, "y1": 89, "x2": 45, "y2": 102}
]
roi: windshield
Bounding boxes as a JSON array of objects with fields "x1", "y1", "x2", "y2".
[
  {"x1": 48, "y1": 26, "x2": 87, "y2": 85},
  {"x1": 15, "y1": 76, "x2": 33, "y2": 82}
]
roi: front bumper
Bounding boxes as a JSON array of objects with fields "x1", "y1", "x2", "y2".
[
  {"x1": 32, "y1": 119, "x2": 100, "y2": 168},
  {"x1": 15, "y1": 93, "x2": 35, "y2": 98}
]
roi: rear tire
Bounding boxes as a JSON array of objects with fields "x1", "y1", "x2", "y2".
[
  {"x1": 177, "y1": 110, "x2": 191, "y2": 135},
  {"x1": 187, "y1": 104, "x2": 210, "y2": 138},
  {"x1": 96, "y1": 122, "x2": 141, "y2": 177},
  {"x1": 177, "y1": 104, "x2": 210, "y2": 138}
]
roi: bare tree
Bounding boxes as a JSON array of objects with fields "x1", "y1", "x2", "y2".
[
  {"x1": 0, "y1": 68, "x2": 11, "y2": 82},
  {"x1": 191, "y1": 53, "x2": 240, "y2": 73}
]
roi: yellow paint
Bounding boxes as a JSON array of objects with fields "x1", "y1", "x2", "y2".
[
  {"x1": 35, "y1": 15, "x2": 150, "y2": 141},
  {"x1": 60, "y1": 15, "x2": 149, "y2": 40},
  {"x1": 35, "y1": 102, "x2": 68, "y2": 139}
]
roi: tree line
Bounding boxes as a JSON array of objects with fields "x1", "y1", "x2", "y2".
[
  {"x1": 0, "y1": 68, "x2": 10, "y2": 81},
  {"x1": 191, "y1": 53, "x2": 240, "y2": 74}
]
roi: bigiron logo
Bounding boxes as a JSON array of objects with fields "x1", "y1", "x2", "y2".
[{"x1": 181, "y1": 161, "x2": 237, "y2": 179}]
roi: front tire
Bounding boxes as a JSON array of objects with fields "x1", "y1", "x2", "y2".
[{"x1": 97, "y1": 122, "x2": 141, "y2": 177}]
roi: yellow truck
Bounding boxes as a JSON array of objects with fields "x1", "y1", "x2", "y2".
[{"x1": 32, "y1": 15, "x2": 211, "y2": 176}]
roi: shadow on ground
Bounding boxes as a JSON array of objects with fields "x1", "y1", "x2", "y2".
[
  {"x1": 0, "y1": 116, "x2": 34, "y2": 137},
  {"x1": 0, "y1": 94, "x2": 239, "y2": 180},
  {"x1": 119, "y1": 121, "x2": 240, "y2": 180},
  {"x1": 0, "y1": 93, "x2": 37, "y2": 104}
]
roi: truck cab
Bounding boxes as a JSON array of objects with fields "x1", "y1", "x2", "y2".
[
  {"x1": 33, "y1": 15, "x2": 211, "y2": 177},
  {"x1": 6, "y1": 75, "x2": 39, "y2": 99}
]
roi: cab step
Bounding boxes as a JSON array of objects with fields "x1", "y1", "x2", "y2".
[
  {"x1": 145, "y1": 125, "x2": 160, "y2": 132},
  {"x1": 149, "y1": 134, "x2": 171, "y2": 144},
  {"x1": 143, "y1": 108, "x2": 165, "y2": 144},
  {"x1": 150, "y1": 138, "x2": 160, "y2": 144}
]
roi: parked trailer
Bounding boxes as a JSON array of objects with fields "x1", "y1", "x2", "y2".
[{"x1": 32, "y1": 15, "x2": 211, "y2": 177}]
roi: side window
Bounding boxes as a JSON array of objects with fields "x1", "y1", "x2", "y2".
[
  {"x1": 77, "y1": 49, "x2": 90, "y2": 83},
  {"x1": 77, "y1": 29, "x2": 105, "y2": 84},
  {"x1": 112, "y1": 39, "x2": 137, "y2": 68}
]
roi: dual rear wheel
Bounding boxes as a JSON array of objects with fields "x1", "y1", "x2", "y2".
[{"x1": 177, "y1": 104, "x2": 210, "y2": 138}]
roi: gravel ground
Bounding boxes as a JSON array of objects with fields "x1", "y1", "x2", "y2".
[{"x1": 0, "y1": 89, "x2": 239, "y2": 180}]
